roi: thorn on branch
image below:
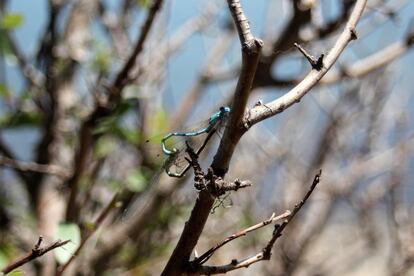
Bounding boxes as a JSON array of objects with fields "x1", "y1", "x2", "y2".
[
  {"x1": 294, "y1": 42, "x2": 324, "y2": 70},
  {"x1": 350, "y1": 28, "x2": 358, "y2": 40}
]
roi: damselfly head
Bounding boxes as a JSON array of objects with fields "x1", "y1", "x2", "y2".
[{"x1": 220, "y1": 106, "x2": 231, "y2": 115}]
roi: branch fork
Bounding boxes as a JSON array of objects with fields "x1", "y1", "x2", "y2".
[
  {"x1": 185, "y1": 142, "x2": 251, "y2": 197},
  {"x1": 188, "y1": 170, "x2": 322, "y2": 275},
  {"x1": 242, "y1": 38, "x2": 264, "y2": 55}
]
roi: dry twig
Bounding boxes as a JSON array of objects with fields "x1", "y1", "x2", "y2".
[
  {"x1": 0, "y1": 155, "x2": 70, "y2": 178},
  {"x1": 192, "y1": 170, "x2": 322, "y2": 275},
  {"x1": 1, "y1": 237, "x2": 70, "y2": 275}
]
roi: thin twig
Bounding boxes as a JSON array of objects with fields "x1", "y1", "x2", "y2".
[
  {"x1": 193, "y1": 170, "x2": 322, "y2": 275},
  {"x1": 111, "y1": 0, "x2": 164, "y2": 94},
  {"x1": 1, "y1": 238, "x2": 70, "y2": 274},
  {"x1": 262, "y1": 169, "x2": 322, "y2": 257},
  {"x1": 0, "y1": 155, "x2": 70, "y2": 178},
  {"x1": 191, "y1": 210, "x2": 291, "y2": 266},
  {"x1": 245, "y1": 0, "x2": 367, "y2": 127}
]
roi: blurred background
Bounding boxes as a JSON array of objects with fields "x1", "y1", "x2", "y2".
[{"x1": 0, "y1": 0, "x2": 414, "y2": 275}]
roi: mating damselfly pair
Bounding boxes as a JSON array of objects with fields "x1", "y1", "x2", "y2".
[{"x1": 160, "y1": 106, "x2": 230, "y2": 177}]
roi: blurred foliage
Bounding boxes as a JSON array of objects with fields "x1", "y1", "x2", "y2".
[
  {"x1": 0, "y1": 31, "x2": 11, "y2": 56},
  {"x1": 0, "y1": 13, "x2": 24, "y2": 30},
  {"x1": 137, "y1": 0, "x2": 151, "y2": 8},
  {"x1": 55, "y1": 223, "x2": 81, "y2": 264},
  {"x1": 94, "y1": 136, "x2": 117, "y2": 159},
  {"x1": 90, "y1": 43, "x2": 111, "y2": 75},
  {"x1": 0, "y1": 110, "x2": 42, "y2": 128},
  {"x1": 126, "y1": 168, "x2": 147, "y2": 192},
  {"x1": 0, "y1": 84, "x2": 10, "y2": 98},
  {"x1": 3, "y1": 268, "x2": 24, "y2": 276}
]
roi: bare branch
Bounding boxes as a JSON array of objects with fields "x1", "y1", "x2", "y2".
[
  {"x1": 1, "y1": 238, "x2": 70, "y2": 275},
  {"x1": 193, "y1": 170, "x2": 322, "y2": 275},
  {"x1": 185, "y1": 144, "x2": 252, "y2": 195},
  {"x1": 191, "y1": 211, "x2": 291, "y2": 266},
  {"x1": 0, "y1": 155, "x2": 70, "y2": 178},
  {"x1": 161, "y1": 1, "x2": 262, "y2": 275},
  {"x1": 262, "y1": 169, "x2": 322, "y2": 257},
  {"x1": 245, "y1": 0, "x2": 367, "y2": 127},
  {"x1": 111, "y1": 0, "x2": 164, "y2": 94}
]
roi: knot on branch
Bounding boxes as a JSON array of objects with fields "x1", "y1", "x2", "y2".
[
  {"x1": 185, "y1": 143, "x2": 251, "y2": 197},
  {"x1": 242, "y1": 38, "x2": 264, "y2": 55},
  {"x1": 406, "y1": 31, "x2": 414, "y2": 46}
]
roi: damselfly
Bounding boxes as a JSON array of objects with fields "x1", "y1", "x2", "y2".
[{"x1": 161, "y1": 106, "x2": 231, "y2": 177}]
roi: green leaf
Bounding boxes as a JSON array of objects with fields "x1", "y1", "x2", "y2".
[
  {"x1": 0, "y1": 31, "x2": 11, "y2": 55},
  {"x1": 126, "y1": 169, "x2": 147, "y2": 192},
  {"x1": 0, "y1": 83, "x2": 10, "y2": 97},
  {"x1": 113, "y1": 126, "x2": 141, "y2": 144},
  {"x1": 94, "y1": 136, "x2": 116, "y2": 158},
  {"x1": 6, "y1": 269, "x2": 24, "y2": 276},
  {"x1": 137, "y1": 0, "x2": 150, "y2": 8},
  {"x1": 92, "y1": 99, "x2": 135, "y2": 135},
  {"x1": 1, "y1": 13, "x2": 24, "y2": 30},
  {"x1": 0, "y1": 111, "x2": 42, "y2": 128},
  {"x1": 148, "y1": 108, "x2": 168, "y2": 136},
  {"x1": 91, "y1": 46, "x2": 110, "y2": 74},
  {"x1": 55, "y1": 223, "x2": 80, "y2": 264},
  {"x1": 0, "y1": 250, "x2": 8, "y2": 270}
]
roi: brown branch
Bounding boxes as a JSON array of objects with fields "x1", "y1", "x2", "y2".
[
  {"x1": 193, "y1": 170, "x2": 322, "y2": 275},
  {"x1": 259, "y1": 33, "x2": 414, "y2": 88},
  {"x1": 262, "y1": 169, "x2": 321, "y2": 257},
  {"x1": 87, "y1": 132, "x2": 225, "y2": 270},
  {"x1": 111, "y1": 0, "x2": 164, "y2": 95},
  {"x1": 0, "y1": 155, "x2": 70, "y2": 178},
  {"x1": 191, "y1": 210, "x2": 291, "y2": 267},
  {"x1": 245, "y1": 0, "x2": 367, "y2": 127},
  {"x1": 57, "y1": 192, "x2": 120, "y2": 275},
  {"x1": 211, "y1": 3, "x2": 263, "y2": 176},
  {"x1": 161, "y1": 1, "x2": 262, "y2": 275},
  {"x1": 185, "y1": 144, "x2": 252, "y2": 195},
  {"x1": 1, "y1": 237, "x2": 70, "y2": 275}
]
